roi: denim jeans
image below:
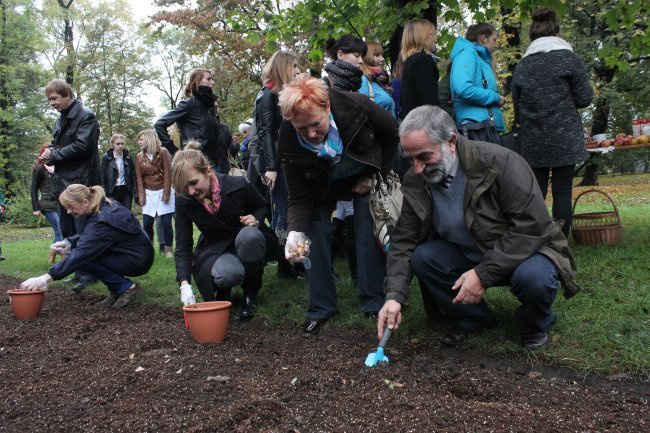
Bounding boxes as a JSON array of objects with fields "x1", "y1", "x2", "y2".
[
  {"x1": 411, "y1": 239, "x2": 558, "y2": 333},
  {"x1": 304, "y1": 193, "x2": 386, "y2": 319},
  {"x1": 143, "y1": 213, "x2": 174, "y2": 247},
  {"x1": 78, "y1": 251, "x2": 152, "y2": 295},
  {"x1": 533, "y1": 166, "x2": 574, "y2": 237},
  {"x1": 43, "y1": 210, "x2": 63, "y2": 243}
]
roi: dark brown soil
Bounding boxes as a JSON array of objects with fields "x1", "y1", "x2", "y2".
[{"x1": 1, "y1": 274, "x2": 648, "y2": 432}]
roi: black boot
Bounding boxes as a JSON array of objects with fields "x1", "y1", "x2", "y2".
[
  {"x1": 240, "y1": 261, "x2": 264, "y2": 319},
  {"x1": 240, "y1": 295, "x2": 257, "y2": 319},
  {"x1": 277, "y1": 255, "x2": 295, "y2": 278}
]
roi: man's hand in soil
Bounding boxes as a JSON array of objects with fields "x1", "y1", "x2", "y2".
[
  {"x1": 180, "y1": 282, "x2": 196, "y2": 306},
  {"x1": 377, "y1": 300, "x2": 402, "y2": 340},
  {"x1": 21, "y1": 274, "x2": 51, "y2": 291},
  {"x1": 452, "y1": 269, "x2": 485, "y2": 304}
]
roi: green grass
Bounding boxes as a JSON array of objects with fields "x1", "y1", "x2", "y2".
[{"x1": 1, "y1": 173, "x2": 649, "y2": 377}]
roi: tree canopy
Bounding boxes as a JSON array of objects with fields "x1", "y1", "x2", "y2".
[{"x1": 0, "y1": 0, "x2": 647, "y2": 196}]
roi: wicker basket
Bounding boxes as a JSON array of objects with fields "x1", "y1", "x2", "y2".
[{"x1": 571, "y1": 189, "x2": 622, "y2": 246}]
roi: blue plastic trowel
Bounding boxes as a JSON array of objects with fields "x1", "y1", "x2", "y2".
[{"x1": 364, "y1": 327, "x2": 392, "y2": 367}]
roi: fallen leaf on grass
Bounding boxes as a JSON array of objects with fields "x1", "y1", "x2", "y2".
[{"x1": 207, "y1": 375, "x2": 230, "y2": 382}]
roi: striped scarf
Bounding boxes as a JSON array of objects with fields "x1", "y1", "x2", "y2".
[{"x1": 296, "y1": 113, "x2": 343, "y2": 163}]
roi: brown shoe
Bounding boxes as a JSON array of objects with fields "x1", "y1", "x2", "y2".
[
  {"x1": 101, "y1": 292, "x2": 119, "y2": 307},
  {"x1": 112, "y1": 283, "x2": 141, "y2": 308}
]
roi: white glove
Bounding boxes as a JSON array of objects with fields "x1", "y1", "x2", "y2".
[
  {"x1": 285, "y1": 231, "x2": 311, "y2": 264},
  {"x1": 21, "y1": 275, "x2": 49, "y2": 291},
  {"x1": 50, "y1": 239, "x2": 71, "y2": 256},
  {"x1": 180, "y1": 284, "x2": 196, "y2": 306}
]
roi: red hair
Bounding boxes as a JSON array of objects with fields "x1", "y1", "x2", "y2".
[
  {"x1": 33, "y1": 143, "x2": 50, "y2": 169},
  {"x1": 278, "y1": 74, "x2": 329, "y2": 121}
]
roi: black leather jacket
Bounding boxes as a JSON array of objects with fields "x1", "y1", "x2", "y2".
[
  {"x1": 154, "y1": 96, "x2": 233, "y2": 173},
  {"x1": 30, "y1": 164, "x2": 58, "y2": 212},
  {"x1": 101, "y1": 149, "x2": 137, "y2": 198},
  {"x1": 49, "y1": 99, "x2": 102, "y2": 195},
  {"x1": 253, "y1": 86, "x2": 282, "y2": 172}
]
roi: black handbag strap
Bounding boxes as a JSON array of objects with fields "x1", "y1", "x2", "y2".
[{"x1": 480, "y1": 68, "x2": 494, "y2": 122}]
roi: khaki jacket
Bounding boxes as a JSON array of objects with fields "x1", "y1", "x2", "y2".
[{"x1": 384, "y1": 136, "x2": 580, "y2": 305}]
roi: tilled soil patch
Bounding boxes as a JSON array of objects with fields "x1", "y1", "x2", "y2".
[{"x1": 1, "y1": 274, "x2": 648, "y2": 432}]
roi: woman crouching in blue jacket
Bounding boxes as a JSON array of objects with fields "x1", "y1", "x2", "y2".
[{"x1": 20, "y1": 184, "x2": 154, "y2": 308}]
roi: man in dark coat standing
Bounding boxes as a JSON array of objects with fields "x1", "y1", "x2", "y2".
[{"x1": 40, "y1": 79, "x2": 102, "y2": 290}]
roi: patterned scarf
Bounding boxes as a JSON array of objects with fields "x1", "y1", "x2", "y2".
[
  {"x1": 324, "y1": 60, "x2": 363, "y2": 91},
  {"x1": 296, "y1": 113, "x2": 343, "y2": 163},
  {"x1": 201, "y1": 171, "x2": 222, "y2": 215},
  {"x1": 370, "y1": 66, "x2": 391, "y2": 90},
  {"x1": 429, "y1": 52, "x2": 442, "y2": 64}
]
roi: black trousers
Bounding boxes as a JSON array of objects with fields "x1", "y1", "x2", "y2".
[
  {"x1": 108, "y1": 185, "x2": 133, "y2": 211},
  {"x1": 532, "y1": 165, "x2": 574, "y2": 237}
]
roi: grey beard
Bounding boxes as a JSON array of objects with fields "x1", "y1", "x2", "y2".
[
  {"x1": 422, "y1": 165, "x2": 446, "y2": 184},
  {"x1": 422, "y1": 147, "x2": 456, "y2": 185}
]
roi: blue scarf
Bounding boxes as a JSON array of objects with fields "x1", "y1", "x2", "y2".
[{"x1": 296, "y1": 113, "x2": 343, "y2": 163}]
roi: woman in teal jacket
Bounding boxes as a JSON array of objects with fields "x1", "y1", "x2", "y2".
[{"x1": 450, "y1": 22, "x2": 506, "y2": 142}]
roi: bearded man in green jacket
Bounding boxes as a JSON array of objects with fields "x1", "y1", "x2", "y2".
[{"x1": 377, "y1": 106, "x2": 580, "y2": 350}]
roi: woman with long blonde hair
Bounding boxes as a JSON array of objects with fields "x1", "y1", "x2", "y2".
[
  {"x1": 20, "y1": 184, "x2": 154, "y2": 308},
  {"x1": 253, "y1": 50, "x2": 301, "y2": 278},
  {"x1": 399, "y1": 19, "x2": 440, "y2": 120},
  {"x1": 135, "y1": 129, "x2": 175, "y2": 257}
]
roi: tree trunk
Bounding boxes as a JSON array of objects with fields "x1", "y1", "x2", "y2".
[
  {"x1": 388, "y1": 0, "x2": 438, "y2": 67},
  {"x1": 58, "y1": 0, "x2": 75, "y2": 85},
  {"x1": 0, "y1": 0, "x2": 14, "y2": 189},
  {"x1": 500, "y1": 6, "x2": 521, "y2": 101},
  {"x1": 579, "y1": 63, "x2": 616, "y2": 186}
]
